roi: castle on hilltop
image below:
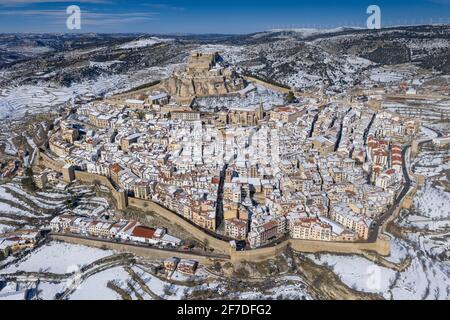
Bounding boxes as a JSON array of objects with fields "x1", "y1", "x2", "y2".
[
  {"x1": 186, "y1": 52, "x2": 219, "y2": 74},
  {"x1": 159, "y1": 51, "x2": 246, "y2": 99}
]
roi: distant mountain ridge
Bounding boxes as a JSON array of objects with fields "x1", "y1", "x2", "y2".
[{"x1": 0, "y1": 24, "x2": 448, "y2": 92}]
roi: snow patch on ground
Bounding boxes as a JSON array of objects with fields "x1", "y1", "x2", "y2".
[
  {"x1": 69, "y1": 266, "x2": 129, "y2": 300},
  {"x1": 308, "y1": 254, "x2": 396, "y2": 295},
  {"x1": 412, "y1": 183, "x2": 449, "y2": 220},
  {"x1": 0, "y1": 223, "x2": 15, "y2": 234},
  {"x1": 1, "y1": 241, "x2": 114, "y2": 274},
  {"x1": 118, "y1": 37, "x2": 173, "y2": 49}
]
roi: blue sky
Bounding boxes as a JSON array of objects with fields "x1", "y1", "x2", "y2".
[{"x1": 0, "y1": 0, "x2": 449, "y2": 34}]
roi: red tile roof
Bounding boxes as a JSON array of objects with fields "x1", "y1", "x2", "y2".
[
  {"x1": 110, "y1": 163, "x2": 123, "y2": 174},
  {"x1": 131, "y1": 226, "x2": 155, "y2": 239},
  {"x1": 211, "y1": 176, "x2": 220, "y2": 184}
]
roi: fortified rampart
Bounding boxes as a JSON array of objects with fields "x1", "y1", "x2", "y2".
[
  {"x1": 229, "y1": 236, "x2": 390, "y2": 263},
  {"x1": 73, "y1": 171, "x2": 128, "y2": 210},
  {"x1": 127, "y1": 197, "x2": 230, "y2": 253},
  {"x1": 48, "y1": 232, "x2": 390, "y2": 265},
  {"x1": 49, "y1": 234, "x2": 224, "y2": 265},
  {"x1": 35, "y1": 149, "x2": 65, "y2": 172},
  {"x1": 242, "y1": 76, "x2": 291, "y2": 94}
]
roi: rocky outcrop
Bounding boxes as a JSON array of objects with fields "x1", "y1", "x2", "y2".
[{"x1": 159, "y1": 52, "x2": 246, "y2": 98}]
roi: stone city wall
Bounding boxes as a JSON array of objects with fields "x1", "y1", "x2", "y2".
[
  {"x1": 35, "y1": 149, "x2": 65, "y2": 172},
  {"x1": 243, "y1": 76, "x2": 291, "y2": 94},
  {"x1": 73, "y1": 171, "x2": 128, "y2": 210},
  {"x1": 229, "y1": 236, "x2": 390, "y2": 263},
  {"x1": 49, "y1": 234, "x2": 224, "y2": 265},
  {"x1": 127, "y1": 197, "x2": 230, "y2": 253}
]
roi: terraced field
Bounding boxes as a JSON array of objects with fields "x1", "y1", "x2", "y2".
[{"x1": 0, "y1": 180, "x2": 116, "y2": 234}]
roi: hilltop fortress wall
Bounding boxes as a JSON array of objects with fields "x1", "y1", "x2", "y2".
[
  {"x1": 242, "y1": 75, "x2": 292, "y2": 94},
  {"x1": 158, "y1": 52, "x2": 246, "y2": 98},
  {"x1": 36, "y1": 149, "x2": 65, "y2": 172},
  {"x1": 73, "y1": 171, "x2": 128, "y2": 211}
]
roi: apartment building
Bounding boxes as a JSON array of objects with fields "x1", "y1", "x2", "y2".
[
  {"x1": 289, "y1": 218, "x2": 332, "y2": 241},
  {"x1": 224, "y1": 218, "x2": 248, "y2": 240}
]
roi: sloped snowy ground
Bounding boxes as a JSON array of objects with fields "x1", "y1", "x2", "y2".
[
  {"x1": 308, "y1": 254, "x2": 397, "y2": 295},
  {"x1": 308, "y1": 236, "x2": 449, "y2": 300},
  {"x1": 411, "y1": 183, "x2": 449, "y2": 220},
  {"x1": 0, "y1": 181, "x2": 117, "y2": 235},
  {"x1": 1, "y1": 241, "x2": 114, "y2": 274},
  {"x1": 68, "y1": 266, "x2": 129, "y2": 300},
  {"x1": 0, "y1": 63, "x2": 181, "y2": 121},
  {"x1": 412, "y1": 150, "x2": 449, "y2": 179},
  {"x1": 0, "y1": 182, "x2": 64, "y2": 226},
  {"x1": 118, "y1": 37, "x2": 174, "y2": 50},
  {"x1": 194, "y1": 84, "x2": 284, "y2": 111}
]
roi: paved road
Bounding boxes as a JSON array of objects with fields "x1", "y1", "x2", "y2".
[
  {"x1": 368, "y1": 145, "x2": 412, "y2": 242},
  {"x1": 50, "y1": 232, "x2": 230, "y2": 260},
  {"x1": 368, "y1": 126, "x2": 443, "y2": 242}
]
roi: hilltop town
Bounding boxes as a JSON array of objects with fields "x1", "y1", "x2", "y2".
[
  {"x1": 0, "y1": 28, "x2": 448, "y2": 300},
  {"x1": 34, "y1": 51, "x2": 423, "y2": 250}
]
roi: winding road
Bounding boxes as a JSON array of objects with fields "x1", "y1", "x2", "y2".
[{"x1": 368, "y1": 125, "x2": 443, "y2": 242}]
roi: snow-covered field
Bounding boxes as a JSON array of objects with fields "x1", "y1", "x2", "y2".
[
  {"x1": 412, "y1": 150, "x2": 449, "y2": 179},
  {"x1": 412, "y1": 183, "x2": 449, "y2": 220},
  {"x1": 309, "y1": 241, "x2": 449, "y2": 300},
  {"x1": 0, "y1": 86, "x2": 71, "y2": 120},
  {"x1": 385, "y1": 236, "x2": 410, "y2": 264},
  {"x1": 365, "y1": 65, "x2": 419, "y2": 84},
  {"x1": 0, "y1": 182, "x2": 68, "y2": 224},
  {"x1": 0, "y1": 223, "x2": 15, "y2": 234},
  {"x1": 68, "y1": 266, "x2": 129, "y2": 300},
  {"x1": 3, "y1": 184, "x2": 65, "y2": 210},
  {"x1": 309, "y1": 254, "x2": 397, "y2": 295},
  {"x1": 118, "y1": 37, "x2": 173, "y2": 50},
  {"x1": 286, "y1": 71, "x2": 323, "y2": 89},
  {"x1": 1, "y1": 241, "x2": 113, "y2": 274},
  {"x1": 0, "y1": 201, "x2": 34, "y2": 218},
  {"x1": 236, "y1": 284, "x2": 311, "y2": 300},
  {"x1": 420, "y1": 126, "x2": 439, "y2": 140},
  {"x1": 408, "y1": 140, "x2": 449, "y2": 231},
  {"x1": 35, "y1": 281, "x2": 67, "y2": 300}
]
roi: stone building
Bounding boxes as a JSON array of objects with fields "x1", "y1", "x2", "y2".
[
  {"x1": 158, "y1": 51, "x2": 246, "y2": 98},
  {"x1": 228, "y1": 105, "x2": 264, "y2": 126}
]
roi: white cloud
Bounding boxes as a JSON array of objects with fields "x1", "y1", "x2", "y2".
[{"x1": 0, "y1": 7, "x2": 159, "y2": 28}]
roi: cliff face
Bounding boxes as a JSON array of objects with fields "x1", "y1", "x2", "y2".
[{"x1": 162, "y1": 74, "x2": 245, "y2": 97}]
